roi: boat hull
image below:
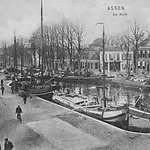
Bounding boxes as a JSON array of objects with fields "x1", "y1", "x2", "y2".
[
  {"x1": 129, "y1": 107, "x2": 150, "y2": 120},
  {"x1": 81, "y1": 109, "x2": 127, "y2": 128},
  {"x1": 55, "y1": 76, "x2": 104, "y2": 84},
  {"x1": 52, "y1": 94, "x2": 128, "y2": 128},
  {"x1": 37, "y1": 91, "x2": 54, "y2": 101},
  {"x1": 127, "y1": 107, "x2": 150, "y2": 132},
  {"x1": 29, "y1": 85, "x2": 60, "y2": 100},
  {"x1": 129, "y1": 117, "x2": 150, "y2": 133}
]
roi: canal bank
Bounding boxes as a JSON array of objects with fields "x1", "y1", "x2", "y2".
[{"x1": 1, "y1": 76, "x2": 150, "y2": 149}]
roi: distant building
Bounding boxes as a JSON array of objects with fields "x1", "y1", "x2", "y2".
[
  {"x1": 80, "y1": 45, "x2": 134, "y2": 76},
  {"x1": 138, "y1": 41, "x2": 150, "y2": 72}
]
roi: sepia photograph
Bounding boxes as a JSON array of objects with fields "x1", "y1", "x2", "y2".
[{"x1": 0, "y1": 0, "x2": 150, "y2": 149}]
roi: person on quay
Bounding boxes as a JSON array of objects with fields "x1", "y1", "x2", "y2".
[
  {"x1": 23, "y1": 92, "x2": 28, "y2": 104},
  {"x1": 10, "y1": 81, "x2": 14, "y2": 94},
  {"x1": 14, "y1": 79, "x2": 18, "y2": 93},
  {"x1": 11, "y1": 84, "x2": 14, "y2": 94},
  {"x1": 1, "y1": 79, "x2": 4, "y2": 87},
  {"x1": 15, "y1": 105, "x2": 23, "y2": 123},
  {"x1": 4, "y1": 138, "x2": 14, "y2": 150},
  {"x1": 1, "y1": 86, "x2": 5, "y2": 95}
]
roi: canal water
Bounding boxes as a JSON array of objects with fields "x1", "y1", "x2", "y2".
[
  {"x1": 60, "y1": 82, "x2": 150, "y2": 133},
  {"x1": 61, "y1": 82, "x2": 143, "y2": 105}
]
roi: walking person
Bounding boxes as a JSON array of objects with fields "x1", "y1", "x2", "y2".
[
  {"x1": 10, "y1": 80, "x2": 15, "y2": 94},
  {"x1": 1, "y1": 86, "x2": 5, "y2": 95},
  {"x1": 4, "y1": 138, "x2": 14, "y2": 150},
  {"x1": 1, "y1": 79, "x2": 4, "y2": 87},
  {"x1": 11, "y1": 83, "x2": 14, "y2": 94},
  {"x1": 23, "y1": 94, "x2": 27, "y2": 104},
  {"x1": 15, "y1": 79, "x2": 18, "y2": 93},
  {"x1": 15, "y1": 105, "x2": 23, "y2": 123},
  {"x1": 22, "y1": 91, "x2": 28, "y2": 104}
]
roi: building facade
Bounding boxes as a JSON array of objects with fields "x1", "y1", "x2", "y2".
[
  {"x1": 79, "y1": 45, "x2": 134, "y2": 76},
  {"x1": 138, "y1": 41, "x2": 150, "y2": 72}
]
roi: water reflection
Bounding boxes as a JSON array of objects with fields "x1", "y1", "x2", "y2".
[{"x1": 61, "y1": 82, "x2": 145, "y2": 105}]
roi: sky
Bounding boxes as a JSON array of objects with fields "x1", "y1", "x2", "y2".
[{"x1": 0, "y1": 0, "x2": 150, "y2": 46}]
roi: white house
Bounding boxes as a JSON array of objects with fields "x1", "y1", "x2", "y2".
[{"x1": 80, "y1": 45, "x2": 134, "y2": 76}]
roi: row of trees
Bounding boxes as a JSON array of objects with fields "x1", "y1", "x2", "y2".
[
  {"x1": 28, "y1": 20, "x2": 85, "y2": 73},
  {"x1": 0, "y1": 20, "x2": 149, "y2": 76},
  {"x1": 1, "y1": 20, "x2": 85, "y2": 75}
]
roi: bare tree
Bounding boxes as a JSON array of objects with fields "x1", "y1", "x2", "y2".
[
  {"x1": 130, "y1": 21, "x2": 146, "y2": 73},
  {"x1": 72, "y1": 24, "x2": 85, "y2": 71},
  {"x1": 120, "y1": 33, "x2": 132, "y2": 78},
  {"x1": 64, "y1": 21, "x2": 75, "y2": 70},
  {"x1": 58, "y1": 22, "x2": 67, "y2": 70},
  {"x1": 44, "y1": 26, "x2": 57, "y2": 74},
  {"x1": 29, "y1": 37, "x2": 37, "y2": 68}
]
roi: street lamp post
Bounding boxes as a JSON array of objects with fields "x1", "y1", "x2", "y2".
[
  {"x1": 41, "y1": 0, "x2": 44, "y2": 83},
  {"x1": 97, "y1": 23, "x2": 106, "y2": 108}
]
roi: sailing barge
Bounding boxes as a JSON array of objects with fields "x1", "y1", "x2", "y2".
[{"x1": 51, "y1": 92, "x2": 128, "y2": 128}]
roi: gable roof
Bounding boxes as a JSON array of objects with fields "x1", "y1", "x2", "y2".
[
  {"x1": 139, "y1": 41, "x2": 150, "y2": 51},
  {"x1": 100, "y1": 46, "x2": 122, "y2": 52},
  {"x1": 90, "y1": 51, "x2": 99, "y2": 60}
]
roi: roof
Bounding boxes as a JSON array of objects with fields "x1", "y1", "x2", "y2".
[
  {"x1": 90, "y1": 51, "x2": 99, "y2": 60},
  {"x1": 139, "y1": 47, "x2": 150, "y2": 51},
  {"x1": 100, "y1": 47, "x2": 122, "y2": 52},
  {"x1": 139, "y1": 40, "x2": 150, "y2": 50},
  {"x1": 88, "y1": 45, "x2": 123, "y2": 52}
]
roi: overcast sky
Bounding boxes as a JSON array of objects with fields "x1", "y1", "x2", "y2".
[{"x1": 0, "y1": 0, "x2": 150, "y2": 45}]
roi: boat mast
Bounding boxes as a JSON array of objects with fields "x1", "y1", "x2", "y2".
[
  {"x1": 102, "y1": 23, "x2": 106, "y2": 108},
  {"x1": 14, "y1": 30, "x2": 17, "y2": 77},
  {"x1": 41, "y1": 0, "x2": 44, "y2": 83},
  {"x1": 21, "y1": 38, "x2": 24, "y2": 76}
]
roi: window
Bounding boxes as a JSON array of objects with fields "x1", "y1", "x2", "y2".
[
  {"x1": 142, "y1": 51, "x2": 145, "y2": 58},
  {"x1": 86, "y1": 54, "x2": 89, "y2": 59},
  {"x1": 140, "y1": 51, "x2": 142, "y2": 58},
  {"x1": 105, "y1": 54, "x2": 107, "y2": 61},
  {"x1": 82, "y1": 65, "x2": 84, "y2": 69},
  {"x1": 85, "y1": 62, "x2": 87, "y2": 69},
  {"x1": 143, "y1": 61, "x2": 146, "y2": 69},
  {"x1": 122, "y1": 64, "x2": 126, "y2": 70},
  {"x1": 138, "y1": 61, "x2": 140, "y2": 66},
  {"x1": 140, "y1": 62, "x2": 142, "y2": 69},
  {"x1": 122, "y1": 54, "x2": 125, "y2": 60},
  {"x1": 117, "y1": 54, "x2": 120, "y2": 61},
  {"x1": 88, "y1": 63, "x2": 90, "y2": 69},
  {"x1": 91, "y1": 63, "x2": 93, "y2": 69},
  {"x1": 138, "y1": 51, "x2": 141, "y2": 58},
  {"x1": 109, "y1": 54, "x2": 113, "y2": 61},
  {"x1": 105, "y1": 62, "x2": 108, "y2": 70},
  {"x1": 147, "y1": 51, "x2": 150, "y2": 58},
  {"x1": 129, "y1": 54, "x2": 132, "y2": 60},
  {"x1": 145, "y1": 51, "x2": 147, "y2": 58},
  {"x1": 95, "y1": 63, "x2": 98, "y2": 69}
]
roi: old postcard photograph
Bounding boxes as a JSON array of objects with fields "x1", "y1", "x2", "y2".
[{"x1": 0, "y1": 0, "x2": 150, "y2": 150}]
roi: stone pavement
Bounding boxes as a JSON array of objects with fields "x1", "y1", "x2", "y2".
[{"x1": 0, "y1": 74, "x2": 150, "y2": 150}]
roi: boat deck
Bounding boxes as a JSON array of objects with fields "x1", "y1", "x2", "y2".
[{"x1": 110, "y1": 78, "x2": 150, "y2": 89}]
